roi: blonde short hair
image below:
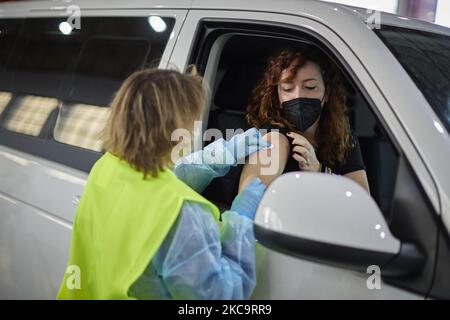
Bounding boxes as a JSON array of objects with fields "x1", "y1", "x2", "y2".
[{"x1": 102, "y1": 66, "x2": 206, "y2": 177}]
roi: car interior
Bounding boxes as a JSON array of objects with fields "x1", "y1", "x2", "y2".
[{"x1": 198, "y1": 33, "x2": 400, "y2": 219}]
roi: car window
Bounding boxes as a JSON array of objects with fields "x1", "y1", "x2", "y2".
[
  {"x1": 375, "y1": 26, "x2": 450, "y2": 132},
  {"x1": 53, "y1": 102, "x2": 109, "y2": 152},
  {"x1": 0, "y1": 19, "x2": 23, "y2": 126},
  {"x1": 193, "y1": 26, "x2": 399, "y2": 215},
  {"x1": 0, "y1": 18, "x2": 85, "y2": 137},
  {"x1": 0, "y1": 91, "x2": 12, "y2": 116},
  {"x1": 53, "y1": 36, "x2": 151, "y2": 151},
  {"x1": 0, "y1": 16, "x2": 175, "y2": 171}
]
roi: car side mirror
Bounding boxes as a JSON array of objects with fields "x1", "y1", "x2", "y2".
[{"x1": 254, "y1": 172, "x2": 425, "y2": 277}]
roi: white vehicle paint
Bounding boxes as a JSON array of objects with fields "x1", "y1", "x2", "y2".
[{"x1": 0, "y1": 0, "x2": 448, "y2": 299}]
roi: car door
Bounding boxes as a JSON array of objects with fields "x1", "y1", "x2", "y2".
[
  {"x1": 168, "y1": 7, "x2": 443, "y2": 299},
  {"x1": 0, "y1": 7, "x2": 186, "y2": 299}
]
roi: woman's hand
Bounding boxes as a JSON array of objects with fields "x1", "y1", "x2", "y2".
[{"x1": 286, "y1": 132, "x2": 321, "y2": 172}]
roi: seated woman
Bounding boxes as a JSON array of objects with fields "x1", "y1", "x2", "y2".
[{"x1": 239, "y1": 47, "x2": 370, "y2": 192}]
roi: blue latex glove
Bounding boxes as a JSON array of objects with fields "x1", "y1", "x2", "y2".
[
  {"x1": 230, "y1": 177, "x2": 267, "y2": 220},
  {"x1": 226, "y1": 128, "x2": 272, "y2": 165}
]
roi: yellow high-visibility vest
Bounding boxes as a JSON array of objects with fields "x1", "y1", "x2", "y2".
[{"x1": 57, "y1": 152, "x2": 219, "y2": 300}]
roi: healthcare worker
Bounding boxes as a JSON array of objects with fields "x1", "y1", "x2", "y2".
[{"x1": 57, "y1": 67, "x2": 270, "y2": 300}]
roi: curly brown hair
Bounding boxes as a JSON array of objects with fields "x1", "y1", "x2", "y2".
[{"x1": 246, "y1": 47, "x2": 353, "y2": 169}]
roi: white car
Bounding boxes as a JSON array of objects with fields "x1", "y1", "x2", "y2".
[{"x1": 0, "y1": 0, "x2": 449, "y2": 299}]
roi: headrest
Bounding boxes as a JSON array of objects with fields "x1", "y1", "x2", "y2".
[{"x1": 214, "y1": 63, "x2": 265, "y2": 112}]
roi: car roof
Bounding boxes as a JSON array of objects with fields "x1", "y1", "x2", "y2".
[
  {"x1": 0, "y1": 0, "x2": 449, "y2": 35},
  {"x1": 340, "y1": 3, "x2": 450, "y2": 35}
]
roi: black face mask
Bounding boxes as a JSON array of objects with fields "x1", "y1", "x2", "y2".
[{"x1": 282, "y1": 97, "x2": 322, "y2": 132}]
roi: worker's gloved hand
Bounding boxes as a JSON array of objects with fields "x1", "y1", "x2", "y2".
[
  {"x1": 226, "y1": 128, "x2": 272, "y2": 164},
  {"x1": 230, "y1": 177, "x2": 266, "y2": 220}
]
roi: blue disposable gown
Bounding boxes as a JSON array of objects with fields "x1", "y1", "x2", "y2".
[{"x1": 128, "y1": 139, "x2": 256, "y2": 299}]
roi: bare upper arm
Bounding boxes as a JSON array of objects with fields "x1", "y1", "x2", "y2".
[
  {"x1": 239, "y1": 132, "x2": 290, "y2": 192},
  {"x1": 343, "y1": 169, "x2": 370, "y2": 192}
]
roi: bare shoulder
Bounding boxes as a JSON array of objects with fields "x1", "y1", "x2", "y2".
[
  {"x1": 239, "y1": 131, "x2": 290, "y2": 191},
  {"x1": 261, "y1": 131, "x2": 290, "y2": 151}
]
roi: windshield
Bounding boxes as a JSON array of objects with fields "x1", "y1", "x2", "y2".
[{"x1": 375, "y1": 26, "x2": 450, "y2": 133}]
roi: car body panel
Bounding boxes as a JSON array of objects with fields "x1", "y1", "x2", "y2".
[
  {"x1": 0, "y1": 188, "x2": 72, "y2": 299},
  {"x1": 0, "y1": 0, "x2": 448, "y2": 299},
  {"x1": 0, "y1": 7, "x2": 187, "y2": 299},
  {"x1": 251, "y1": 246, "x2": 422, "y2": 299},
  {"x1": 169, "y1": 8, "x2": 438, "y2": 299}
]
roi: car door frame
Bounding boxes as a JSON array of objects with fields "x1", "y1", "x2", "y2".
[{"x1": 168, "y1": 8, "x2": 442, "y2": 299}]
